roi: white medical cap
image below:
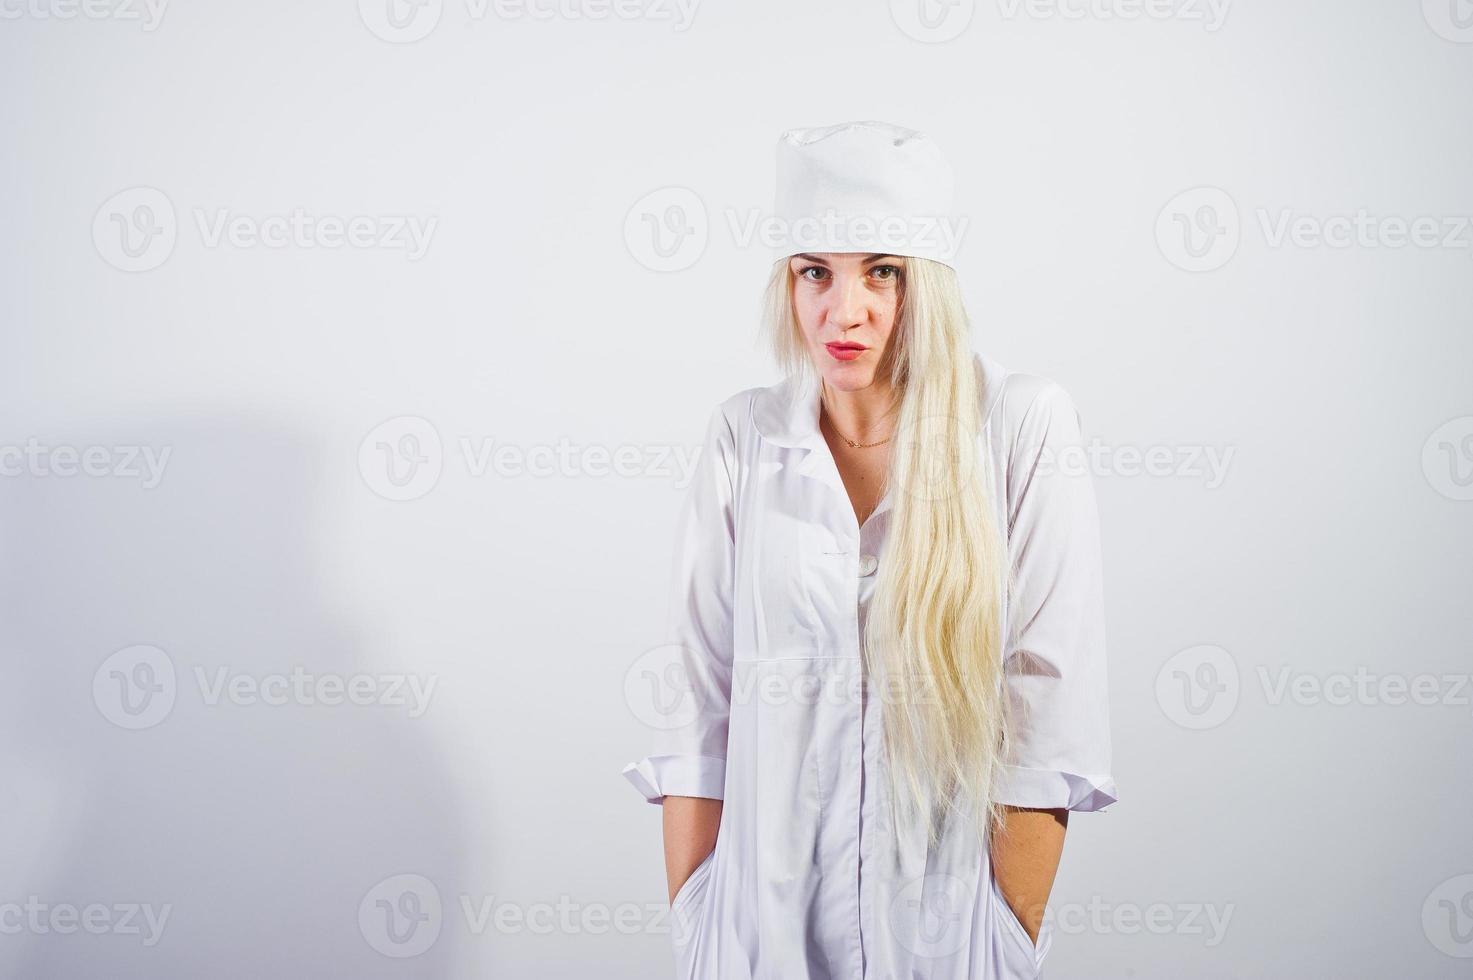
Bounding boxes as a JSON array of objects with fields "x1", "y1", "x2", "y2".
[{"x1": 772, "y1": 120, "x2": 963, "y2": 268}]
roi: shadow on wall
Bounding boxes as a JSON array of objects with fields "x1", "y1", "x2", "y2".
[{"x1": 0, "y1": 415, "x2": 468, "y2": 979}]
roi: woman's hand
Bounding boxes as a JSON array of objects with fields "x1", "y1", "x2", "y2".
[
  {"x1": 990, "y1": 805, "x2": 1068, "y2": 946},
  {"x1": 663, "y1": 795, "x2": 723, "y2": 904}
]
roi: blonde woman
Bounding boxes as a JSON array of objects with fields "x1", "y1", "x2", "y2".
[{"x1": 622, "y1": 120, "x2": 1116, "y2": 980}]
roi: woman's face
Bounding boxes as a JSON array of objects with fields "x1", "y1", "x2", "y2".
[{"x1": 788, "y1": 252, "x2": 904, "y2": 393}]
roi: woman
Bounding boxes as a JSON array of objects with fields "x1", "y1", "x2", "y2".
[{"x1": 622, "y1": 120, "x2": 1116, "y2": 979}]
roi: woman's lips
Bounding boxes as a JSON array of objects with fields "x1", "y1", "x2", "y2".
[{"x1": 825, "y1": 342, "x2": 867, "y2": 362}]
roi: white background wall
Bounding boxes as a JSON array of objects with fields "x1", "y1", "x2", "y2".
[{"x1": 2, "y1": 0, "x2": 1471, "y2": 976}]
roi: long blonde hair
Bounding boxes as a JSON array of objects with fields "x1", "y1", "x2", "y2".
[{"x1": 762, "y1": 255, "x2": 1013, "y2": 848}]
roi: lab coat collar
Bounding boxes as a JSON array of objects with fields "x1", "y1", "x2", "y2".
[
  {"x1": 750, "y1": 352, "x2": 1007, "y2": 530},
  {"x1": 753, "y1": 353, "x2": 1000, "y2": 451},
  {"x1": 752, "y1": 369, "x2": 897, "y2": 527},
  {"x1": 751, "y1": 371, "x2": 825, "y2": 451}
]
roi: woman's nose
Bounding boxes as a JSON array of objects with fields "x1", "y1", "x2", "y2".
[{"x1": 826, "y1": 274, "x2": 870, "y2": 329}]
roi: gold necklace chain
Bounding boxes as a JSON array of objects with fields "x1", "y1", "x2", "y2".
[{"x1": 821, "y1": 387, "x2": 897, "y2": 449}]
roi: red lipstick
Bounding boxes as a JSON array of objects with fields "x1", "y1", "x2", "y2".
[{"x1": 825, "y1": 341, "x2": 867, "y2": 362}]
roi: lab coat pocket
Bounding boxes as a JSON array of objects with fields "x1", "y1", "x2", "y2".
[
  {"x1": 988, "y1": 864, "x2": 1052, "y2": 978},
  {"x1": 751, "y1": 657, "x2": 830, "y2": 889},
  {"x1": 744, "y1": 510, "x2": 827, "y2": 655},
  {"x1": 669, "y1": 846, "x2": 717, "y2": 974}
]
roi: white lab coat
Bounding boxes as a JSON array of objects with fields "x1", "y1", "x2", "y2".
[{"x1": 622, "y1": 352, "x2": 1117, "y2": 980}]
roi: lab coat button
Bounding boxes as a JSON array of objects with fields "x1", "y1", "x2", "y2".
[{"x1": 858, "y1": 554, "x2": 879, "y2": 577}]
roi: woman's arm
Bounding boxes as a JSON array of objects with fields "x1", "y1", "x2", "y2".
[
  {"x1": 619, "y1": 404, "x2": 739, "y2": 897},
  {"x1": 663, "y1": 796, "x2": 723, "y2": 904},
  {"x1": 990, "y1": 805, "x2": 1068, "y2": 945},
  {"x1": 988, "y1": 379, "x2": 1116, "y2": 944}
]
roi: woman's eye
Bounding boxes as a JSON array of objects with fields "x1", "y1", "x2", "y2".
[
  {"x1": 870, "y1": 265, "x2": 901, "y2": 282},
  {"x1": 798, "y1": 266, "x2": 829, "y2": 282}
]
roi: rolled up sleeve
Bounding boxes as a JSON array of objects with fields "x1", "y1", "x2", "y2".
[
  {"x1": 621, "y1": 405, "x2": 737, "y2": 805},
  {"x1": 994, "y1": 382, "x2": 1118, "y2": 813}
]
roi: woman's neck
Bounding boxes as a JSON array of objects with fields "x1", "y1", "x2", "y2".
[{"x1": 820, "y1": 377, "x2": 900, "y2": 442}]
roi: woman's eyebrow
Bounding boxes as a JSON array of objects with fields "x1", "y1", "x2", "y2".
[{"x1": 790, "y1": 253, "x2": 902, "y2": 265}]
